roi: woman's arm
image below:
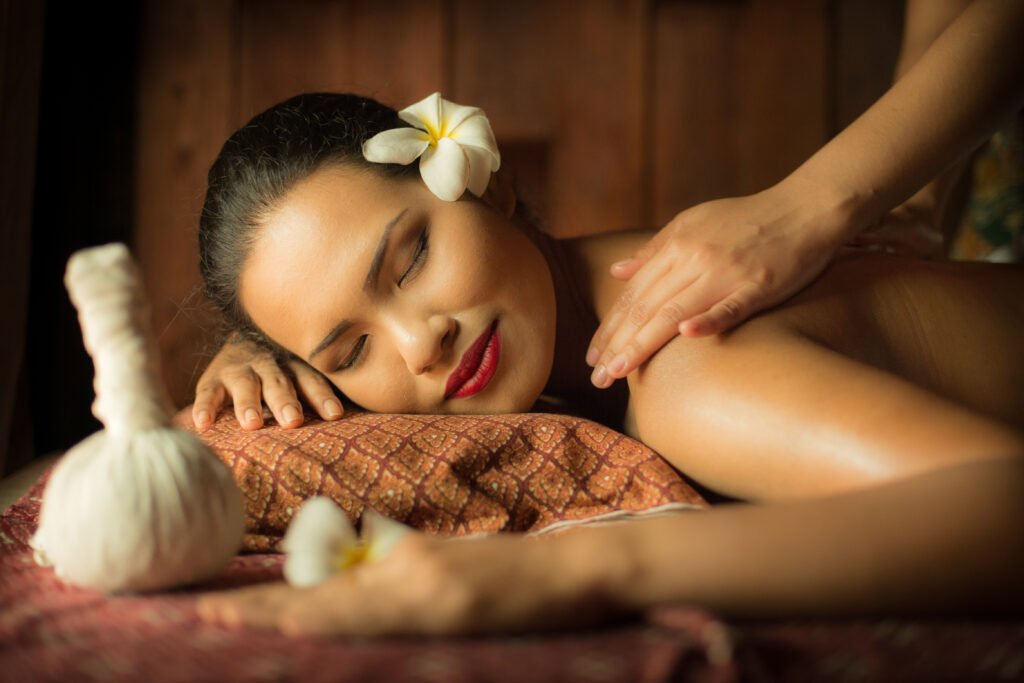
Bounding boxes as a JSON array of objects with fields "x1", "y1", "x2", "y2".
[
  {"x1": 609, "y1": 454, "x2": 1024, "y2": 617},
  {"x1": 197, "y1": 455, "x2": 1024, "y2": 635}
]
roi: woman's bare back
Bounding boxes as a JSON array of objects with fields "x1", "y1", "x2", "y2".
[{"x1": 772, "y1": 252, "x2": 1024, "y2": 427}]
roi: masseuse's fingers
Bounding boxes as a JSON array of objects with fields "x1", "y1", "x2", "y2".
[
  {"x1": 678, "y1": 282, "x2": 764, "y2": 337},
  {"x1": 588, "y1": 251, "x2": 705, "y2": 384},
  {"x1": 587, "y1": 226, "x2": 703, "y2": 370},
  {"x1": 252, "y1": 359, "x2": 304, "y2": 429},
  {"x1": 289, "y1": 360, "x2": 344, "y2": 421},
  {"x1": 593, "y1": 284, "x2": 715, "y2": 386},
  {"x1": 587, "y1": 254, "x2": 676, "y2": 367},
  {"x1": 192, "y1": 381, "x2": 226, "y2": 431},
  {"x1": 607, "y1": 230, "x2": 668, "y2": 282}
]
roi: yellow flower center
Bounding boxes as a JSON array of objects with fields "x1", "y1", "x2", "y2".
[
  {"x1": 335, "y1": 543, "x2": 369, "y2": 570},
  {"x1": 422, "y1": 116, "x2": 450, "y2": 147}
]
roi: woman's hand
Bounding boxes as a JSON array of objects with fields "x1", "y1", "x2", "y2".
[
  {"x1": 192, "y1": 336, "x2": 343, "y2": 431},
  {"x1": 197, "y1": 532, "x2": 619, "y2": 637},
  {"x1": 586, "y1": 182, "x2": 853, "y2": 388}
]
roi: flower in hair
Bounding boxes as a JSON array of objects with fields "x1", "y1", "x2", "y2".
[
  {"x1": 282, "y1": 496, "x2": 412, "y2": 587},
  {"x1": 362, "y1": 92, "x2": 501, "y2": 202}
]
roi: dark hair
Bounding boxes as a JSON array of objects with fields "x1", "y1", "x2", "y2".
[{"x1": 198, "y1": 93, "x2": 419, "y2": 353}]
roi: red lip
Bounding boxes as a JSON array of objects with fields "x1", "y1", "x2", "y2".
[{"x1": 445, "y1": 321, "x2": 500, "y2": 399}]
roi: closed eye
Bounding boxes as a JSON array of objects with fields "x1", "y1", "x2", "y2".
[
  {"x1": 398, "y1": 228, "x2": 429, "y2": 286},
  {"x1": 336, "y1": 334, "x2": 369, "y2": 372}
]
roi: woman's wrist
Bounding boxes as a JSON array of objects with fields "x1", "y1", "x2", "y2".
[{"x1": 544, "y1": 519, "x2": 663, "y2": 614}]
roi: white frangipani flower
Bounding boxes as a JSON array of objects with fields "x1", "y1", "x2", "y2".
[
  {"x1": 282, "y1": 497, "x2": 412, "y2": 588},
  {"x1": 362, "y1": 92, "x2": 501, "y2": 202}
]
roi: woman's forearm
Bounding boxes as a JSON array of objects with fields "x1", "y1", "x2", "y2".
[
  {"x1": 786, "y1": 0, "x2": 1024, "y2": 240},
  {"x1": 570, "y1": 456, "x2": 1024, "y2": 617}
]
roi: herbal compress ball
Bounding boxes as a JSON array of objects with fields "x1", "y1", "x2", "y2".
[{"x1": 30, "y1": 244, "x2": 245, "y2": 593}]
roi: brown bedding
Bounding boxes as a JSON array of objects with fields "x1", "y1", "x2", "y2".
[{"x1": 3, "y1": 412, "x2": 1023, "y2": 682}]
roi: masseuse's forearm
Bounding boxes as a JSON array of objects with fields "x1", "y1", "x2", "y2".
[
  {"x1": 887, "y1": 0, "x2": 974, "y2": 232},
  {"x1": 576, "y1": 456, "x2": 1024, "y2": 617},
  {"x1": 785, "y1": 0, "x2": 1024, "y2": 239}
]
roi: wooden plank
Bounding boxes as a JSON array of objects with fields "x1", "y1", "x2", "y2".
[
  {"x1": 0, "y1": 0, "x2": 45, "y2": 473},
  {"x1": 237, "y1": 0, "x2": 445, "y2": 123},
  {"x1": 831, "y1": 0, "x2": 903, "y2": 132},
  {"x1": 650, "y1": 1, "x2": 742, "y2": 225},
  {"x1": 135, "y1": 0, "x2": 234, "y2": 408},
  {"x1": 733, "y1": 0, "x2": 829, "y2": 193},
  {"x1": 453, "y1": 0, "x2": 649, "y2": 236},
  {"x1": 652, "y1": 0, "x2": 830, "y2": 226}
]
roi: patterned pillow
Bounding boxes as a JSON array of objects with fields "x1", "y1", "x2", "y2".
[{"x1": 177, "y1": 411, "x2": 706, "y2": 551}]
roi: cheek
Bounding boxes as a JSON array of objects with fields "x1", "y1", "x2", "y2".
[
  {"x1": 332, "y1": 365, "x2": 415, "y2": 413},
  {"x1": 436, "y1": 222, "x2": 538, "y2": 311},
  {"x1": 435, "y1": 236, "x2": 502, "y2": 307}
]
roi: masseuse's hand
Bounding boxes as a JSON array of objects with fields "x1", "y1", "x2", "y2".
[
  {"x1": 848, "y1": 201, "x2": 945, "y2": 258},
  {"x1": 587, "y1": 183, "x2": 851, "y2": 388},
  {"x1": 197, "y1": 532, "x2": 614, "y2": 637},
  {"x1": 192, "y1": 336, "x2": 343, "y2": 431}
]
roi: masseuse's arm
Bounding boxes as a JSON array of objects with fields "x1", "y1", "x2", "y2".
[
  {"x1": 852, "y1": 0, "x2": 974, "y2": 256},
  {"x1": 197, "y1": 454, "x2": 1024, "y2": 635},
  {"x1": 588, "y1": 0, "x2": 1024, "y2": 388},
  {"x1": 192, "y1": 336, "x2": 343, "y2": 431}
]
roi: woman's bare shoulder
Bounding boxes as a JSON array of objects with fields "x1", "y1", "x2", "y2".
[{"x1": 558, "y1": 230, "x2": 655, "y2": 322}]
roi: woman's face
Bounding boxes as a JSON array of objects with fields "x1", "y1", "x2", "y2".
[{"x1": 239, "y1": 165, "x2": 557, "y2": 414}]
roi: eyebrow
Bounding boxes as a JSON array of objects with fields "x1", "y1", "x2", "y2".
[{"x1": 306, "y1": 208, "x2": 408, "y2": 363}]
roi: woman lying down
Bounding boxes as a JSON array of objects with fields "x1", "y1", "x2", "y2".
[{"x1": 194, "y1": 93, "x2": 1024, "y2": 637}]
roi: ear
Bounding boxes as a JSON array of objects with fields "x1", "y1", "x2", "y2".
[{"x1": 480, "y1": 166, "x2": 517, "y2": 218}]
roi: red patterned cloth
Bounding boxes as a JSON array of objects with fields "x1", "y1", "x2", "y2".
[
  {"x1": 5, "y1": 444, "x2": 1024, "y2": 681},
  {"x1": 175, "y1": 411, "x2": 706, "y2": 551},
  {"x1": 0, "y1": 476, "x2": 735, "y2": 683}
]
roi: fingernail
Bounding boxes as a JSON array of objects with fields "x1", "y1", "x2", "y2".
[
  {"x1": 585, "y1": 346, "x2": 600, "y2": 367},
  {"x1": 283, "y1": 404, "x2": 301, "y2": 425},
  {"x1": 607, "y1": 354, "x2": 626, "y2": 376},
  {"x1": 195, "y1": 410, "x2": 210, "y2": 427},
  {"x1": 591, "y1": 364, "x2": 608, "y2": 388},
  {"x1": 244, "y1": 408, "x2": 260, "y2": 425},
  {"x1": 323, "y1": 399, "x2": 342, "y2": 419},
  {"x1": 611, "y1": 259, "x2": 630, "y2": 270}
]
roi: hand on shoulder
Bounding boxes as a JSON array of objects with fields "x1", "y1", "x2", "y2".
[{"x1": 586, "y1": 180, "x2": 851, "y2": 388}]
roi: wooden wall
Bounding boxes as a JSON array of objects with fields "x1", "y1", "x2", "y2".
[{"x1": 135, "y1": 0, "x2": 902, "y2": 409}]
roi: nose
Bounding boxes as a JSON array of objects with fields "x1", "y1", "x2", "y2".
[{"x1": 390, "y1": 312, "x2": 455, "y2": 376}]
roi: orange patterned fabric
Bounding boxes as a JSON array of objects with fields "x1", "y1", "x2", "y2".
[{"x1": 177, "y1": 411, "x2": 706, "y2": 551}]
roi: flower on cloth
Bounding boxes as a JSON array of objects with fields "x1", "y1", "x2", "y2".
[
  {"x1": 362, "y1": 92, "x2": 501, "y2": 202},
  {"x1": 282, "y1": 497, "x2": 412, "y2": 588}
]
